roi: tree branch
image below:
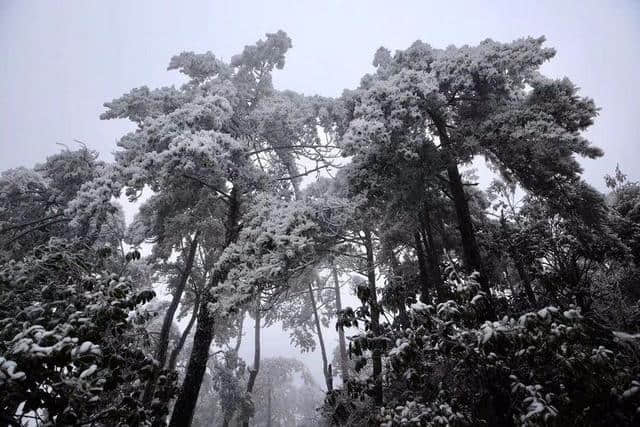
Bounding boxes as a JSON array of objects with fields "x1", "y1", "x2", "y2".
[{"x1": 182, "y1": 173, "x2": 231, "y2": 203}]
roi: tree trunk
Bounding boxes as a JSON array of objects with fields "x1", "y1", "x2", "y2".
[
  {"x1": 286, "y1": 161, "x2": 334, "y2": 391},
  {"x1": 331, "y1": 263, "x2": 349, "y2": 385},
  {"x1": 169, "y1": 187, "x2": 240, "y2": 427},
  {"x1": 422, "y1": 208, "x2": 444, "y2": 298},
  {"x1": 363, "y1": 228, "x2": 383, "y2": 405},
  {"x1": 243, "y1": 298, "x2": 261, "y2": 427},
  {"x1": 308, "y1": 280, "x2": 333, "y2": 392},
  {"x1": 414, "y1": 232, "x2": 431, "y2": 302},
  {"x1": 433, "y1": 119, "x2": 492, "y2": 316},
  {"x1": 445, "y1": 161, "x2": 486, "y2": 286},
  {"x1": 168, "y1": 294, "x2": 200, "y2": 372},
  {"x1": 157, "y1": 232, "x2": 200, "y2": 367},
  {"x1": 233, "y1": 310, "x2": 245, "y2": 355},
  {"x1": 168, "y1": 278, "x2": 219, "y2": 427},
  {"x1": 143, "y1": 231, "x2": 200, "y2": 405},
  {"x1": 246, "y1": 300, "x2": 261, "y2": 393}
]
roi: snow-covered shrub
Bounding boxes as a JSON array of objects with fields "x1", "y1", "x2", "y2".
[
  {"x1": 324, "y1": 263, "x2": 640, "y2": 426},
  {"x1": 0, "y1": 240, "x2": 176, "y2": 426}
]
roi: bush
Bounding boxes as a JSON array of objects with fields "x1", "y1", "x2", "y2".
[
  {"x1": 0, "y1": 240, "x2": 177, "y2": 426},
  {"x1": 324, "y1": 265, "x2": 640, "y2": 426}
]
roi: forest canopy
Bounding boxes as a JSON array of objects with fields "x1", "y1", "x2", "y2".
[{"x1": 1, "y1": 31, "x2": 639, "y2": 426}]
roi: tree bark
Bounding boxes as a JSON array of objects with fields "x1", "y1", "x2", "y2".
[
  {"x1": 414, "y1": 232, "x2": 431, "y2": 302},
  {"x1": 169, "y1": 187, "x2": 240, "y2": 427},
  {"x1": 432, "y1": 118, "x2": 492, "y2": 316},
  {"x1": 363, "y1": 228, "x2": 383, "y2": 405},
  {"x1": 331, "y1": 263, "x2": 349, "y2": 385},
  {"x1": 168, "y1": 279, "x2": 219, "y2": 427},
  {"x1": 158, "y1": 233, "x2": 200, "y2": 367},
  {"x1": 246, "y1": 300, "x2": 261, "y2": 394},
  {"x1": 233, "y1": 311, "x2": 245, "y2": 355},
  {"x1": 168, "y1": 294, "x2": 200, "y2": 372},
  {"x1": 308, "y1": 280, "x2": 333, "y2": 392},
  {"x1": 422, "y1": 208, "x2": 444, "y2": 297},
  {"x1": 143, "y1": 231, "x2": 200, "y2": 405},
  {"x1": 242, "y1": 298, "x2": 261, "y2": 427}
]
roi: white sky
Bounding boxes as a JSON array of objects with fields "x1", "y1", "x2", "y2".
[{"x1": 2, "y1": 0, "x2": 640, "y2": 386}]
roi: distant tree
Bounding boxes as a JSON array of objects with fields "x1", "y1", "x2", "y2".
[{"x1": 249, "y1": 357, "x2": 323, "y2": 427}]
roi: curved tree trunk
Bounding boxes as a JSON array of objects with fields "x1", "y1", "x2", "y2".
[
  {"x1": 169, "y1": 187, "x2": 240, "y2": 427},
  {"x1": 219, "y1": 312, "x2": 246, "y2": 427},
  {"x1": 433, "y1": 118, "x2": 493, "y2": 318},
  {"x1": 168, "y1": 269, "x2": 225, "y2": 427},
  {"x1": 143, "y1": 231, "x2": 200, "y2": 405},
  {"x1": 242, "y1": 298, "x2": 261, "y2": 427},
  {"x1": 233, "y1": 310, "x2": 245, "y2": 354},
  {"x1": 157, "y1": 232, "x2": 200, "y2": 368},
  {"x1": 168, "y1": 294, "x2": 200, "y2": 371},
  {"x1": 331, "y1": 263, "x2": 349, "y2": 385}
]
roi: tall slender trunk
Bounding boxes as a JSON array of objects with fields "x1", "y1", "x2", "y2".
[
  {"x1": 414, "y1": 232, "x2": 431, "y2": 302},
  {"x1": 243, "y1": 298, "x2": 261, "y2": 427},
  {"x1": 445, "y1": 161, "x2": 486, "y2": 287},
  {"x1": 168, "y1": 294, "x2": 200, "y2": 372},
  {"x1": 308, "y1": 280, "x2": 333, "y2": 391},
  {"x1": 233, "y1": 311, "x2": 245, "y2": 355},
  {"x1": 157, "y1": 233, "x2": 201, "y2": 367},
  {"x1": 168, "y1": 271, "x2": 223, "y2": 427},
  {"x1": 169, "y1": 187, "x2": 240, "y2": 427},
  {"x1": 422, "y1": 208, "x2": 444, "y2": 296},
  {"x1": 143, "y1": 232, "x2": 200, "y2": 405},
  {"x1": 246, "y1": 300, "x2": 261, "y2": 393},
  {"x1": 331, "y1": 263, "x2": 349, "y2": 385},
  {"x1": 433, "y1": 119, "x2": 492, "y2": 313},
  {"x1": 287, "y1": 162, "x2": 334, "y2": 390},
  {"x1": 363, "y1": 228, "x2": 383, "y2": 405},
  {"x1": 221, "y1": 312, "x2": 245, "y2": 427}
]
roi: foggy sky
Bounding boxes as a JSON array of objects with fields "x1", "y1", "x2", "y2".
[
  {"x1": 2, "y1": 0, "x2": 639, "y2": 386},
  {"x1": 2, "y1": 0, "x2": 640, "y2": 187}
]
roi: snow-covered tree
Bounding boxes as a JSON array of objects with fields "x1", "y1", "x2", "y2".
[{"x1": 340, "y1": 37, "x2": 602, "y2": 307}]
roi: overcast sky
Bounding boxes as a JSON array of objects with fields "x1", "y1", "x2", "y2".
[
  {"x1": 2, "y1": 0, "x2": 640, "y2": 187},
  {"x1": 2, "y1": 0, "x2": 639, "y2": 386}
]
